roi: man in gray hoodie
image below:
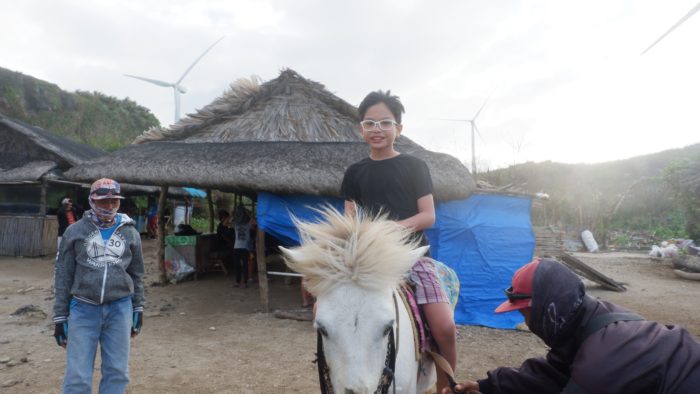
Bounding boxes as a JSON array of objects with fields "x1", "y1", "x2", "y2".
[{"x1": 53, "y1": 178, "x2": 145, "y2": 394}]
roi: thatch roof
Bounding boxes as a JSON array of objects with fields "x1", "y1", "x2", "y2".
[
  {"x1": 0, "y1": 161, "x2": 58, "y2": 183},
  {"x1": 0, "y1": 114, "x2": 105, "y2": 168},
  {"x1": 134, "y1": 69, "x2": 365, "y2": 144},
  {"x1": 66, "y1": 141, "x2": 473, "y2": 200},
  {"x1": 0, "y1": 114, "x2": 105, "y2": 182},
  {"x1": 67, "y1": 69, "x2": 476, "y2": 200}
]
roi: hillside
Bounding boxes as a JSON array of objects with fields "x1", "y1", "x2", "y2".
[
  {"x1": 0, "y1": 67, "x2": 159, "y2": 151},
  {"x1": 482, "y1": 143, "x2": 700, "y2": 242}
]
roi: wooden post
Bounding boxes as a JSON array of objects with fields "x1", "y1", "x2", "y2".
[
  {"x1": 39, "y1": 180, "x2": 48, "y2": 216},
  {"x1": 157, "y1": 185, "x2": 169, "y2": 284},
  {"x1": 543, "y1": 201, "x2": 548, "y2": 227},
  {"x1": 206, "y1": 189, "x2": 214, "y2": 233},
  {"x1": 256, "y1": 227, "x2": 269, "y2": 312}
]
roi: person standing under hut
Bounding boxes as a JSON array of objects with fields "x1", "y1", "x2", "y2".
[
  {"x1": 443, "y1": 258, "x2": 700, "y2": 394},
  {"x1": 57, "y1": 197, "x2": 80, "y2": 250},
  {"x1": 231, "y1": 205, "x2": 252, "y2": 288},
  {"x1": 216, "y1": 209, "x2": 236, "y2": 275},
  {"x1": 53, "y1": 178, "x2": 145, "y2": 394},
  {"x1": 341, "y1": 90, "x2": 457, "y2": 393}
]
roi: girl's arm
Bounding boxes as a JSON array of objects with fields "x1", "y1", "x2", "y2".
[{"x1": 397, "y1": 194, "x2": 435, "y2": 231}]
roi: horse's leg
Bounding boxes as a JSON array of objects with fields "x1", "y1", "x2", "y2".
[{"x1": 395, "y1": 292, "x2": 419, "y2": 393}]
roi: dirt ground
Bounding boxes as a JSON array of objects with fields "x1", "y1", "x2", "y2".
[{"x1": 1, "y1": 240, "x2": 699, "y2": 393}]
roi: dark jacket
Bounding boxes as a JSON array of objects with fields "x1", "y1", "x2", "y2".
[
  {"x1": 57, "y1": 205, "x2": 80, "y2": 236},
  {"x1": 479, "y1": 259, "x2": 700, "y2": 394}
]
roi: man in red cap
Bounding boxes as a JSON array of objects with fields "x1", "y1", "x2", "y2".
[
  {"x1": 53, "y1": 178, "x2": 145, "y2": 393},
  {"x1": 445, "y1": 258, "x2": 700, "y2": 394}
]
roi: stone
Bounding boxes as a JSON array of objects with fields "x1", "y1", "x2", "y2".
[{"x1": 2, "y1": 379, "x2": 20, "y2": 388}]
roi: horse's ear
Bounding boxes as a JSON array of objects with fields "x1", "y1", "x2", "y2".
[{"x1": 408, "y1": 246, "x2": 430, "y2": 264}]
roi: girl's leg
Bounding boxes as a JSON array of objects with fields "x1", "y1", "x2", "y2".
[
  {"x1": 240, "y1": 250, "x2": 249, "y2": 287},
  {"x1": 422, "y1": 302, "x2": 457, "y2": 393},
  {"x1": 232, "y1": 249, "x2": 243, "y2": 286}
]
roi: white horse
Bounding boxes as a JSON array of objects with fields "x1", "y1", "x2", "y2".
[{"x1": 281, "y1": 208, "x2": 436, "y2": 394}]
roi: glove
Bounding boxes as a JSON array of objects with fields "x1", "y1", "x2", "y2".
[
  {"x1": 54, "y1": 322, "x2": 68, "y2": 348},
  {"x1": 131, "y1": 311, "x2": 143, "y2": 337}
]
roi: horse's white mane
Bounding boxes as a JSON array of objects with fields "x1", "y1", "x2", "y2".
[{"x1": 281, "y1": 206, "x2": 422, "y2": 297}]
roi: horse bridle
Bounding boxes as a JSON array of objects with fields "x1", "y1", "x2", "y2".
[{"x1": 315, "y1": 292, "x2": 400, "y2": 394}]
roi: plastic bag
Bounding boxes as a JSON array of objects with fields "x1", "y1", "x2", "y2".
[
  {"x1": 164, "y1": 258, "x2": 195, "y2": 283},
  {"x1": 581, "y1": 230, "x2": 599, "y2": 252}
]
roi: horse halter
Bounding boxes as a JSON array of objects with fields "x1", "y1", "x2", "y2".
[{"x1": 315, "y1": 292, "x2": 400, "y2": 394}]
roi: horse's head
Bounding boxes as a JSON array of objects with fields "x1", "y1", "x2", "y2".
[{"x1": 281, "y1": 207, "x2": 428, "y2": 393}]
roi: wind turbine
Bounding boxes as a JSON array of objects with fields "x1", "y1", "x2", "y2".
[
  {"x1": 434, "y1": 98, "x2": 489, "y2": 176},
  {"x1": 641, "y1": 2, "x2": 700, "y2": 55},
  {"x1": 125, "y1": 36, "x2": 225, "y2": 123}
]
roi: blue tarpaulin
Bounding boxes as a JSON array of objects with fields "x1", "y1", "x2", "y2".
[
  {"x1": 183, "y1": 187, "x2": 207, "y2": 198},
  {"x1": 256, "y1": 192, "x2": 344, "y2": 246},
  {"x1": 256, "y1": 192, "x2": 534, "y2": 329},
  {"x1": 424, "y1": 194, "x2": 535, "y2": 328}
]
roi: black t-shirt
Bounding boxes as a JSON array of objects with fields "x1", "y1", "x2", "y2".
[{"x1": 341, "y1": 154, "x2": 433, "y2": 221}]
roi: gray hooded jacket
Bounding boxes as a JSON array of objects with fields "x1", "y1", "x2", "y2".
[{"x1": 53, "y1": 211, "x2": 145, "y2": 323}]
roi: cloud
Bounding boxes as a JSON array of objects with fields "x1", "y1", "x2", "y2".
[{"x1": 2, "y1": 0, "x2": 699, "y2": 166}]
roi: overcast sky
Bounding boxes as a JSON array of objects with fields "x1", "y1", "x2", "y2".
[{"x1": 3, "y1": 1, "x2": 700, "y2": 169}]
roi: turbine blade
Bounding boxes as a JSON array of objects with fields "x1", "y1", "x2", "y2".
[
  {"x1": 124, "y1": 74, "x2": 173, "y2": 87},
  {"x1": 474, "y1": 123, "x2": 485, "y2": 141},
  {"x1": 177, "y1": 36, "x2": 225, "y2": 84},
  {"x1": 641, "y1": 2, "x2": 700, "y2": 55},
  {"x1": 432, "y1": 118, "x2": 471, "y2": 122},
  {"x1": 472, "y1": 97, "x2": 490, "y2": 121}
]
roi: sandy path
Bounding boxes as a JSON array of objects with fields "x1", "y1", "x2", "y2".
[{"x1": 1, "y1": 241, "x2": 698, "y2": 393}]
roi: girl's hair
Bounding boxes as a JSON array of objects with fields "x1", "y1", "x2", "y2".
[{"x1": 358, "y1": 90, "x2": 405, "y2": 123}]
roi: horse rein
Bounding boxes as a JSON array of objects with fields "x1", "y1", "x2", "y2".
[{"x1": 315, "y1": 292, "x2": 401, "y2": 394}]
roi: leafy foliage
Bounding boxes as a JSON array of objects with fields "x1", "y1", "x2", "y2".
[
  {"x1": 0, "y1": 67, "x2": 159, "y2": 151},
  {"x1": 483, "y1": 145, "x2": 700, "y2": 244},
  {"x1": 663, "y1": 158, "x2": 700, "y2": 240}
]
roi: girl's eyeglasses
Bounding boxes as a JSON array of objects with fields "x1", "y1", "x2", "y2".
[{"x1": 360, "y1": 119, "x2": 399, "y2": 132}]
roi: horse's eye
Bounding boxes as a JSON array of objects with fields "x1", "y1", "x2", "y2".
[{"x1": 383, "y1": 324, "x2": 393, "y2": 336}]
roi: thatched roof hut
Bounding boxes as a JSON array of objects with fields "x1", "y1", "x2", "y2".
[
  {"x1": 67, "y1": 69, "x2": 475, "y2": 200},
  {"x1": 65, "y1": 69, "x2": 476, "y2": 307},
  {"x1": 0, "y1": 114, "x2": 105, "y2": 183}
]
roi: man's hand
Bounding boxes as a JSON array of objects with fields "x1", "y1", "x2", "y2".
[
  {"x1": 131, "y1": 311, "x2": 143, "y2": 338},
  {"x1": 441, "y1": 380, "x2": 480, "y2": 394},
  {"x1": 54, "y1": 322, "x2": 68, "y2": 348}
]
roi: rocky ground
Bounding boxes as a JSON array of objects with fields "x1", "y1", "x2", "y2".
[{"x1": 1, "y1": 240, "x2": 698, "y2": 393}]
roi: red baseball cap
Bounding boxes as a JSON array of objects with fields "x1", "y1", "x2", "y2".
[
  {"x1": 495, "y1": 259, "x2": 541, "y2": 313},
  {"x1": 90, "y1": 178, "x2": 125, "y2": 200}
]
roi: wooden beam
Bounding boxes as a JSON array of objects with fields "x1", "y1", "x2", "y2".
[
  {"x1": 157, "y1": 185, "x2": 169, "y2": 284},
  {"x1": 39, "y1": 180, "x2": 48, "y2": 216},
  {"x1": 206, "y1": 189, "x2": 214, "y2": 233},
  {"x1": 256, "y1": 226, "x2": 269, "y2": 312}
]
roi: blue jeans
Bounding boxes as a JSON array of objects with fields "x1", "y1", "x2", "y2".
[{"x1": 63, "y1": 297, "x2": 132, "y2": 394}]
